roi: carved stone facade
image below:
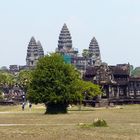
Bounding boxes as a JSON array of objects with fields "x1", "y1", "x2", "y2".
[{"x1": 84, "y1": 63, "x2": 140, "y2": 104}]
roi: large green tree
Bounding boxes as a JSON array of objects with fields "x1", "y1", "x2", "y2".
[{"x1": 27, "y1": 54, "x2": 102, "y2": 114}]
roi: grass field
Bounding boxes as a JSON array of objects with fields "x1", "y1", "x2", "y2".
[{"x1": 0, "y1": 104, "x2": 139, "y2": 140}]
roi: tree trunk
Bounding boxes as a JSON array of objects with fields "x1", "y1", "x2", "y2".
[{"x1": 45, "y1": 102, "x2": 68, "y2": 114}]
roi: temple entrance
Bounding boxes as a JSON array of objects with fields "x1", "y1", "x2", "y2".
[
  {"x1": 102, "y1": 85, "x2": 109, "y2": 98},
  {"x1": 119, "y1": 86, "x2": 127, "y2": 98}
]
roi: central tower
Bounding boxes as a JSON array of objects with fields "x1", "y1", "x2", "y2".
[{"x1": 56, "y1": 23, "x2": 78, "y2": 57}]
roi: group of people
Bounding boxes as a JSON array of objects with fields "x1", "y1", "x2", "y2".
[{"x1": 22, "y1": 102, "x2": 32, "y2": 111}]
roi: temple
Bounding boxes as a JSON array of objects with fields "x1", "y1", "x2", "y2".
[
  {"x1": 56, "y1": 24, "x2": 99, "y2": 72},
  {"x1": 6, "y1": 24, "x2": 140, "y2": 105},
  {"x1": 55, "y1": 24, "x2": 140, "y2": 105}
]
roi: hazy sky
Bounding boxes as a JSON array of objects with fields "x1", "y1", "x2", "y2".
[{"x1": 0, "y1": 0, "x2": 140, "y2": 67}]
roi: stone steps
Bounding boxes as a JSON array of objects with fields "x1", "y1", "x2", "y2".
[{"x1": 96, "y1": 99, "x2": 109, "y2": 107}]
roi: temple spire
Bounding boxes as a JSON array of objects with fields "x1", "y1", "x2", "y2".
[
  {"x1": 37, "y1": 41, "x2": 44, "y2": 57},
  {"x1": 88, "y1": 37, "x2": 102, "y2": 66},
  {"x1": 30, "y1": 36, "x2": 36, "y2": 42},
  {"x1": 89, "y1": 37, "x2": 98, "y2": 49},
  {"x1": 56, "y1": 23, "x2": 78, "y2": 57},
  {"x1": 29, "y1": 36, "x2": 36, "y2": 46},
  {"x1": 58, "y1": 23, "x2": 72, "y2": 51},
  {"x1": 26, "y1": 36, "x2": 42, "y2": 68}
]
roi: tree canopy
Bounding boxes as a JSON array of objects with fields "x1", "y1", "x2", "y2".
[
  {"x1": 0, "y1": 72, "x2": 16, "y2": 88},
  {"x1": 17, "y1": 70, "x2": 33, "y2": 92},
  {"x1": 82, "y1": 49, "x2": 89, "y2": 58}
]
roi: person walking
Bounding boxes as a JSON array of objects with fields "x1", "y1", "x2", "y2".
[
  {"x1": 29, "y1": 103, "x2": 32, "y2": 110},
  {"x1": 22, "y1": 102, "x2": 25, "y2": 111}
]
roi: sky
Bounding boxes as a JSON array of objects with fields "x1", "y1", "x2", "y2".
[{"x1": 0, "y1": 0, "x2": 140, "y2": 68}]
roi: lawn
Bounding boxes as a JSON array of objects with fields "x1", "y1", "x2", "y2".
[{"x1": 0, "y1": 104, "x2": 139, "y2": 140}]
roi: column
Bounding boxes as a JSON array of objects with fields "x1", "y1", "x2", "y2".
[{"x1": 116, "y1": 86, "x2": 120, "y2": 98}]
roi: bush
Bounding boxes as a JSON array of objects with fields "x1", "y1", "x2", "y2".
[
  {"x1": 78, "y1": 118, "x2": 108, "y2": 128},
  {"x1": 93, "y1": 118, "x2": 108, "y2": 127},
  {"x1": 78, "y1": 123, "x2": 91, "y2": 128}
]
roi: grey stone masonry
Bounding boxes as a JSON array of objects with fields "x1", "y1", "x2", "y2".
[
  {"x1": 88, "y1": 37, "x2": 102, "y2": 66},
  {"x1": 37, "y1": 41, "x2": 44, "y2": 57},
  {"x1": 26, "y1": 37, "x2": 44, "y2": 67}
]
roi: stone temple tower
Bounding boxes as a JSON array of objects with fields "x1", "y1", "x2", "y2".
[
  {"x1": 56, "y1": 23, "x2": 78, "y2": 56},
  {"x1": 26, "y1": 37, "x2": 44, "y2": 67},
  {"x1": 88, "y1": 37, "x2": 102, "y2": 66},
  {"x1": 37, "y1": 41, "x2": 44, "y2": 57}
]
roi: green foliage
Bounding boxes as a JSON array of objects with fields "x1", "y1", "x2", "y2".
[
  {"x1": 0, "y1": 73, "x2": 7, "y2": 86},
  {"x1": 0, "y1": 90, "x2": 4, "y2": 100},
  {"x1": 27, "y1": 54, "x2": 80, "y2": 102},
  {"x1": 93, "y1": 118, "x2": 108, "y2": 127},
  {"x1": 0, "y1": 72, "x2": 16, "y2": 88},
  {"x1": 78, "y1": 123, "x2": 93, "y2": 128},
  {"x1": 74, "y1": 80, "x2": 102, "y2": 100},
  {"x1": 82, "y1": 49, "x2": 89, "y2": 58},
  {"x1": 17, "y1": 70, "x2": 33, "y2": 92},
  {"x1": 131, "y1": 67, "x2": 140, "y2": 77},
  {"x1": 27, "y1": 53, "x2": 102, "y2": 114},
  {"x1": 78, "y1": 118, "x2": 108, "y2": 128}
]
